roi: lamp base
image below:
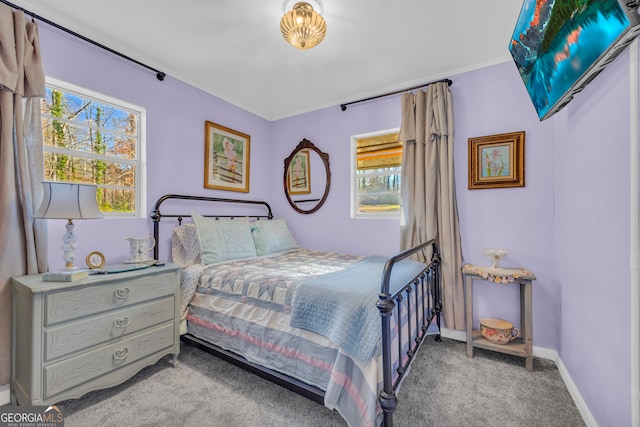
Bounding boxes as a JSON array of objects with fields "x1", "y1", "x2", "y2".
[
  {"x1": 43, "y1": 269, "x2": 89, "y2": 282},
  {"x1": 60, "y1": 219, "x2": 79, "y2": 270}
]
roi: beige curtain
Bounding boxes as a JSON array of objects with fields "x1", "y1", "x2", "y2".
[
  {"x1": 398, "y1": 82, "x2": 464, "y2": 330},
  {"x1": 0, "y1": 5, "x2": 47, "y2": 389}
]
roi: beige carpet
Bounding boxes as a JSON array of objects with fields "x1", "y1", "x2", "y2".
[{"x1": 60, "y1": 338, "x2": 586, "y2": 426}]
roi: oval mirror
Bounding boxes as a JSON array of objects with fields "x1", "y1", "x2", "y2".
[{"x1": 283, "y1": 139, "x2": 331, "y2": 214}]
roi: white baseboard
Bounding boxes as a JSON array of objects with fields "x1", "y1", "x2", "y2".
[
  {"x1": 555, "y1": 356, "x2": 598, "y2": 427},
  {"x1": 440, "y1": 327, "x2": 466, "y2": 342},
  {"x1": 440, "y1": 328, "x2": 596, "y2": 427},
  {"x1": 0, "y1": 383, "x2": 9, "y2": 405}
]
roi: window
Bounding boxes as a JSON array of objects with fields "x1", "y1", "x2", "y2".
[
  {"x1": 41, "y1": 79, "x2": 145, "y2": 217},
  {"x1": 351, "y1": 129, "x2": 402, "y2": 218}
]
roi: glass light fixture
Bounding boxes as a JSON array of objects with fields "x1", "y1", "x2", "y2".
[
  {"x1": 34, "y1": 182, "x2": 103, "y2": 270},
  {"x1": 280, "y1": 1, "x2": 327, "y2": 50}
]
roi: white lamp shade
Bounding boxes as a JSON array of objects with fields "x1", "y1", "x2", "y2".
[{"x1": 34, "y1": 182, "x2": 103, "y2": 220}]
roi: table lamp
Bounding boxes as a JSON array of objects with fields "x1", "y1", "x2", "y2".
[{"x1": 34, "y1": 182, "x2": 103, "y2": 274}]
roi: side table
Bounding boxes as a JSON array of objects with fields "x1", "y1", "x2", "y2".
[{"x1": 462, "y1": 264, "x2": 536, "y2": 371}]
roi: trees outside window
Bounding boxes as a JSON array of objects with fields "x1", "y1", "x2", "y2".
[{"x1": 41, "y1": 79, "x2": 145, "y2": 216}]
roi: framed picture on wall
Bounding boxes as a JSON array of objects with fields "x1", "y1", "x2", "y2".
[
  {"x1": 468, "y1": 131, "x2": 525, "y2": 190},
  {"x1": 204, "y1": 121, "x2": 250, "y2": 192},
  {"x1": 287, "y1": 149, "x2": 311, "y2": 195}
]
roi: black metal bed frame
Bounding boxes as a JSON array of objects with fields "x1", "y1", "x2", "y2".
[{"x1": 151, "y1": 194, "x2": 442, "y2": 426}]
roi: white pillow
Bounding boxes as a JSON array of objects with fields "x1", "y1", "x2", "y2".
[
  {"x1": 192, "y1": 212, "x2": 257, "y2": 264},
  {"x1": 250, "y1": 219, "x2": 298, "y2": 256},
  {"x1": 171, "y1": 223, "x2": 201, "y2": 266}
]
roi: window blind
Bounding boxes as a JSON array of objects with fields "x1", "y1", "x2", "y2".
[{"x1": 356, "y1": 133, "x2": 402, "y2": 170}]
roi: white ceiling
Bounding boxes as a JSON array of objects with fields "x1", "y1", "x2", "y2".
[{"x1": 16, "y1": 0, "x2": 524, "y2": 121}]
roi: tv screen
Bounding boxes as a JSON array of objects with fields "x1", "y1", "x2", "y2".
[{"x1": 509, "y1": 0, "x2": 640, "y2": 120}]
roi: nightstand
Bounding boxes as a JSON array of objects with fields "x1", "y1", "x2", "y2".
[
  {"x1": 11, "y1": 264, "x2": 180, "y2": 405},
  {"x1": 462, "y1": 264, "x2": 536, "y2": 371}
]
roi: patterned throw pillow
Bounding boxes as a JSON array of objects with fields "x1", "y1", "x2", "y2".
[{"x1": 171, "y1": 223, "x2": 202, "y2": 266}]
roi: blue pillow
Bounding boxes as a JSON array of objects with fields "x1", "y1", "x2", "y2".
[
  {"x1": 251, "y1": 219, "x2": 298, "y2": 256},
  {"x1": 192, "y1": 212, "x2": 256, "y2": 264}
]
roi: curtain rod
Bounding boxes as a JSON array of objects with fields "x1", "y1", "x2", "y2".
[
  {"x1": 0, "y1": 0, "x2": 166, "y2": 81},
  {"x1": 340, "y1": 78, "x2": 452, "y2": 111}
]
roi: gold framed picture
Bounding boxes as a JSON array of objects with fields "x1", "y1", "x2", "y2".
[
  {"x1": 204, "y1": 121, "x2": 250, "y2": 192},
  {"x1": 468, "y1": 131, "x2": 525, "y2": 190},
  {"x1": 287, "y1": 149, "x2": 311, "y2": 195}
]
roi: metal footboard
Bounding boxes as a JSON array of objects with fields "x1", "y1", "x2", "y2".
[
  {"x1": 378, "y1": 240, "x2": 442, "y2": 427},
  {"x1": 151, "y1": 194, "x2": 442, "y2": 427}
]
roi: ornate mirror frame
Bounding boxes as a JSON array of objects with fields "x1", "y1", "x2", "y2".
[{"x1": 283, "y1": 139, "x2": 331, "y2": 214}]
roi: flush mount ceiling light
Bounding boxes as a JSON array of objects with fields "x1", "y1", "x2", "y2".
[{"x1": 280, "y1": 0, "x2": 327, "y2": 50}]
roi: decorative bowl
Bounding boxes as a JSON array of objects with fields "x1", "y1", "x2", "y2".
[
  {"x1": 482, "y1": 248, "x2": 509, "y2": 269},
  {"x1": 479, "y1": 317, "x2": 520, "y2": 345}
]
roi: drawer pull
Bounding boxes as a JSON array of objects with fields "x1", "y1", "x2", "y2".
[
  {"x1": 113, "y1": 347, "x2": 129, "y2": 360},
  {"x1": 114, "y1": 287, "x2": 130, "y2": 299},
  {"x1": 114, "y1": 316, "x2": 131, "y2": 328}
]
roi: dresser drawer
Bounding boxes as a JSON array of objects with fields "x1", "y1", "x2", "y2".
[
  {"x1": 43, "y1": 322, "x2": 174, "y2": 399},
  {"x1": 45, "y1": 272, "x2": 175, "y2": 325},
  {"x1": 44, "y1": 296, "x2": 175, "y2": 362}
]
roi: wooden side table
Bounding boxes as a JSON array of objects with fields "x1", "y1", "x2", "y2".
[{"x1": 462, "y1": 264, "x2": 536, "y2": 371}]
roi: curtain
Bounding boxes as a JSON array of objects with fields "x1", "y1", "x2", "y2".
[
  {"x1": 398, "y1": 82, "x2": 465, "y2": 330},
  {"x1": 0, "y1": 5, "x2": 46, "y2": 389}
]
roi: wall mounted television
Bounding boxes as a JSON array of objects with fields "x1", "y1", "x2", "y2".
[{"x1": 509, "y1": 0, "x2": 640, "y2": 121}]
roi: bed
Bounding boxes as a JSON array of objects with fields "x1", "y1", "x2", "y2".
[{"x1": 151, "y1": 194, "x2": 442, "y2": 427}]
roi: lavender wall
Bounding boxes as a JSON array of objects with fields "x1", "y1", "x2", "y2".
[
  {"x1": 554, "y1": 47, "x2": 632, "y2": 426},
  {"x1": 34, "y1": 21, "x2": 635, "y2": 427},
  {"x1": 270, "y1": 99, "x2": 404, "y2": 256},
  {"x1": 38, "y1": 27, "x2": 274, "y2": 267},
  {"x1": 451, "y1": 64, "x2": 558, "y2": 350},
  {"x1": 272, "y1": 64, "x2": 559, "y2": 349},
  {"x1": 272, "y1": 58, "x2": 633, "y2": 425}
]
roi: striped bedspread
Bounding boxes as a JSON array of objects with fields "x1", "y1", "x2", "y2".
[{"x1": 180, "y1": 248, "x2": 431, "y2": 427}]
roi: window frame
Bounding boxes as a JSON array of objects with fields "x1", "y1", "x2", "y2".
[
  {"x1": 350, "y1": 128, "x2": 401, "y2": 219},
  {"x1": 42, "y1": 77, "x2": 147, "y2": 218}
]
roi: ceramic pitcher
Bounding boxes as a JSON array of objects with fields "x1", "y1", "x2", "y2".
[{"x1": 125, "y1": 235, "x2": 155, "y2": 262}]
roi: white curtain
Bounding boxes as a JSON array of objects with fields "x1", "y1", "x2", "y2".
[
  {"x1": 399, "y1": 82, "x2": 465, "y2": 330},
  {"x1": 0, "y1": 5, "x2": 46, "y2": 388}
]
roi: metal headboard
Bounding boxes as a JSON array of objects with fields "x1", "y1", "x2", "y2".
[{"x1": 150, "y1": 194, "x2": 274, "y2": 260}]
